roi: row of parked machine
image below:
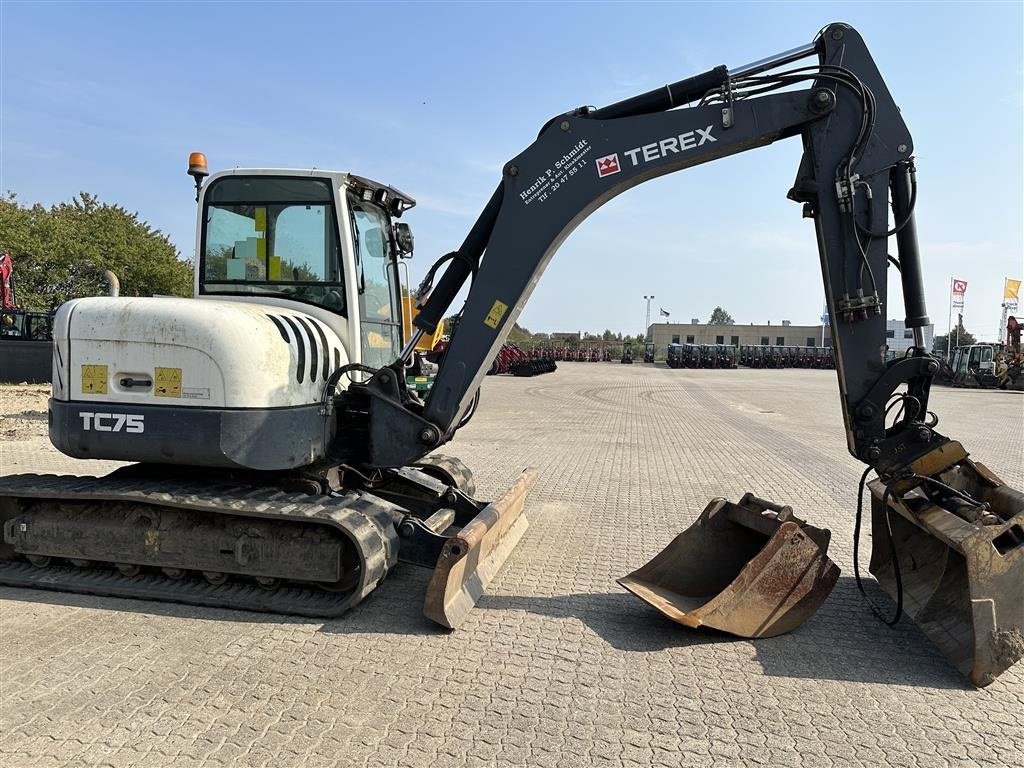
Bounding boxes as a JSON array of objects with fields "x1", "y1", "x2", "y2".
[
  {"x1": 550, "y1": 346, "x2": 616, "y2": 362},
  {"x1": 740, "y1": 344, "x2": 835, "y2": 369},
  {"x1": 667, "y1": 343, "x2": 736, "y2": 369},
  {"x1": 666, "y1": 343, "x2": 836, "y2": 369},
  {"x1": 486, "y1": 342, "x2": 557, "y2": 376}
]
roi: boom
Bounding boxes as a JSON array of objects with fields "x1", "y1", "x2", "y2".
[{"x1": 342, "y1": 24, "x2": 932, "y2": 476}]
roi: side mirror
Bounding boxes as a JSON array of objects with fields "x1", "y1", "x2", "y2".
[{"x1": 395, "y1": 223, "x2": 414, "y2": 257}]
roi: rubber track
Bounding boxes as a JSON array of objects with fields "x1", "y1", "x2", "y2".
[
  {"x1": 0, "y1": 473, "x2": 399, "y2": 617},
  {"x1": 414, "y1": 454, "x2": 477, "y2": 498}
]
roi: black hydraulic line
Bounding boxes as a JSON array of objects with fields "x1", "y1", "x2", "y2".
[
  {"x1": 413, "y1": 184, "x2": 504, "y2": 335},
  {"x1": 891, "y1": 162, "x2": 930, "y2": 328},
  {"x1": 591, "y1": 65, "x2": 729, "y2": 120},
  {"x1": 853, "y1": 468, "x2": 903, "y2": 626}
]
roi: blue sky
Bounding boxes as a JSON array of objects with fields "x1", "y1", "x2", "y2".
[{"x1": 2, "y1": 1, "x2": 1021, "y2": 340}]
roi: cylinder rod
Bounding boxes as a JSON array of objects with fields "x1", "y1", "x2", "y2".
[
  {"x1": 729, "y1": 42, "x2": 818, "y2": 79},
  {"x1": 891, "y1": 162, "x2": 930, "y2": 329},
  {"x1": 413, "y1": 184, "x2": 504, "y2": 335},
  {"x1": 400, "y1": 329, "x2": 425, "y2": 362}
]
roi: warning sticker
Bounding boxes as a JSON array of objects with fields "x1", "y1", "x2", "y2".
[
  {"x1": 154, "y1": 367, "x2": 182, "y2": 398},
  {"x1": 81, "y1": 365, "x2": 108, "y2": 395},
  {"x1": 484, "y1": 300, "x2": 509, "y2": 329}
]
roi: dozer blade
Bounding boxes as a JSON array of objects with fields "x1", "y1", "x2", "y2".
[
  {"x1": 619, "y1": 494, "x2": 839, "y2": 638},
  {"x1": 423, "y1": 468, "x2": 538, "y2": 629},
  {"x1": 868, "y1": 444, "x2": 1024, "y2": 687}
]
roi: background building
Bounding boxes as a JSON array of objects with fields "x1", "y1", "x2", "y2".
[
  {"x1": 646, "y1": 319, "x2": 935, "y2": 352},
  {"x1": 648, "y1": 321, "x2": 831, "y2": 349},
  {"x1": 885, "y1": 320, "x2": 935, "y2": 353}
]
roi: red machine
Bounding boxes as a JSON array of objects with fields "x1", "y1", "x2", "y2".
[
  {"x1": 1007, "y1": 316, "x2": 1021, "y2": 363},
  {"x1": 1, "y1": 252, "x2": 17, "y2": 310}
]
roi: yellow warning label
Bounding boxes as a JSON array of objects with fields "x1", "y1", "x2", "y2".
[
  {"x1": 154, "y1": 367, "x2": 182, "y2": 398},
  {"x1": 484, "y1": 300, "x2": 508, "y2": 329},
  {"x1": 254, "y1": 206, "x2": 267, "y2": 232},
  {"x1": 81, "y1": 365, "x2": 108, "y2": 394}
]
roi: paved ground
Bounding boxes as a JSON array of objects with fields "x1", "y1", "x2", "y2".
[{"x1": 1, "y1": 366, "x2": 1022, "y2": 767}]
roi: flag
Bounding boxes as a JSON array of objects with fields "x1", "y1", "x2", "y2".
[
  {"x1": 952, "y1": 278, "x2": 967, "y2": 308},
  {"x1": 1005, "y1": 278, "x2": 1021, "y2": 301},
  {"x1": 659, "y1": 308, "x2": 670, "y2": 317}
]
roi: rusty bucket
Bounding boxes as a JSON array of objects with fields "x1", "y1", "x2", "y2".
[
  {"x1": 423, "y1": 468, "x2": 538, "y2": 629},
  {"x1": 867, "y1": 444, "x2": 1024, "y2": 687},
  {"x1": 619, "y1": 494, "x2": 839, "y2": 638}
]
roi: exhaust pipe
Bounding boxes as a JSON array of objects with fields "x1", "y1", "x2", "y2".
[{"x1": 103, "y1": 270, "x2": 120, "y2": 297}]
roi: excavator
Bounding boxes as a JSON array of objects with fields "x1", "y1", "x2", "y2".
[{"x1": 0, "y1": 24, "x2": 1021, "y2": 687}]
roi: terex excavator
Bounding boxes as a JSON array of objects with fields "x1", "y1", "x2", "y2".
[{"x1": 0, "y1": 24, "x2": 1021, "y2": 687}]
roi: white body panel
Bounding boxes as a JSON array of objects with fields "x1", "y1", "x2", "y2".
[{"x1": 54, "y1": 296, "x2": 348, "y2": 409}]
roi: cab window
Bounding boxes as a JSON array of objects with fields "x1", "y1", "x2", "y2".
[{"x1": 201, "y1": 177, "x2": 345, "y2": 314}]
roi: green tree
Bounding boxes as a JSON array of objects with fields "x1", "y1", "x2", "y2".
[
  {"x1": 0, "y1": 192, "x2": 192, "y2": 309},
  {"x1": 602, "y1": 328, "x2": 615, "y2": 341},
  {"x1": 508, "y1": 323, "x2": 532, "y2": 343},
  {"x1": 933, "y1": 322, "x2": 977, "y2": 355},
  {"x1": 708, "y1": 306, "x2": 735, "y2": 325}
]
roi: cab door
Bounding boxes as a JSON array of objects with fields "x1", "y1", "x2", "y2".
[{"x1": 350, "y1": 199, "x2": 402, "y2": 368}]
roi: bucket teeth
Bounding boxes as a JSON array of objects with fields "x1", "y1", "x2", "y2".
[{"x1": 619, "y1": 496, "x2": 840, "y2": 638}]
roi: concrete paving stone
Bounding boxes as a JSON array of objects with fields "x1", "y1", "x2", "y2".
[{"x1": 2, "y1": 366, "x2": 1023, "y2": 767}]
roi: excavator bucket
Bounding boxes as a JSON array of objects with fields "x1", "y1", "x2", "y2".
[
  {"x1": 867, "y1": 446, "x2": 1024, "y2": 687},
  {"x1": 423, "y1": 468, "x2": 538, "y2": 628},
  {"x1": 619, "y1": 495, "x2": 839, "y2": 638}
]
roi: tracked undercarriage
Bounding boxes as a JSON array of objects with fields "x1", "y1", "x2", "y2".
[{"x1": 0, "y1": 455, "x2": 536, "y2": 627}]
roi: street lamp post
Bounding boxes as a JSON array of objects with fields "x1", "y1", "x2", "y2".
[{"x1": 643, "y1": 295, "x2": 655, "y2": 342}]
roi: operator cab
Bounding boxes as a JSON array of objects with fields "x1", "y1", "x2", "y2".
[{"x1": 192, "y1": 163, "x2": 415, "y2": 369}]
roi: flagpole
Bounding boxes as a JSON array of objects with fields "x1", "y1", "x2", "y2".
[
  {"x1": 820, "y1": 300, "x2": 826, "y2": 346},
  {"x1": 947, "y1": 276, "x2": 954, "y2": 362},
  {"x1": 999, "y1": 278, "x2": 1009, "y2": 348}
]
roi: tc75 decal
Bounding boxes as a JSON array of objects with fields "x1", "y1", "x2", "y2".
[{"x1": 79, "y1": 412, "x2": 145, "y2": 433}]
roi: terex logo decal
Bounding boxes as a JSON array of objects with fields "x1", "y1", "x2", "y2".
[
  {"x1": 79, "y1": 412, "x2": 145, "y2": 433},
  {"x1": 626, "y1": 126, "x2": 717, "y2": 168},
  {"x1": 595, "y1": 154, "x2": 621, "y2": 178}
]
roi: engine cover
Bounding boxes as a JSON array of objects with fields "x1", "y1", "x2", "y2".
[{"x1": 49, "y1": 296, "x2": 349, "y2": 470}]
